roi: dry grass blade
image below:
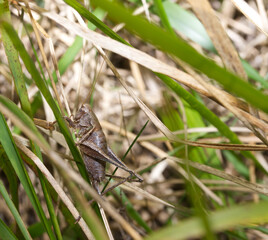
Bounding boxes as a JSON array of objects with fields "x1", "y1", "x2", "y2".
[
  {"x1": 34, "y1": 117, "x2": 268, "y2": 151},
  {"x1": 98, "y1": 204, "x2": 114, "y2": 240},
  {"x1": 231, "y1": 0, "x2": 268, "y2": 36},
  {"x1": 175, "y1": 164, "x2": 223, "y2": 205},
  {"x1": 169, "y1": 156, "x2": 268, "y2": 196},
  {"x1": 24, "y1": 2, "x2": 64, "y2": 115},
  {"x1": 187, "y1": 0, "x2": 247, "y2": 78},
  {"x1": 138, "y1": 127, "x2": 252, "y2": 141},
  {"x1": 121, "y1": 182, "x2": 175, "y2": 209},
  {"x1": 94, "y1": 45, "x2": 178, "y2": 141}
]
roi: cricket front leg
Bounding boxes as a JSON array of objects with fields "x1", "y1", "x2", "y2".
[
  {"x1": 77, "y1": 126, "x2": 96, "y2": 144},
  {"x1": 33, "y1": 118, "x2": 57, "y2": 131}
]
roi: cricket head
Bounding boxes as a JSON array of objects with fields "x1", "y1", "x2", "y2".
[
  {"x1": 65, "y1": 104, "x2": 102, "y2": 138},
  {"x1": 70, "y1": 104, "x2": 100, "y2": 130}
]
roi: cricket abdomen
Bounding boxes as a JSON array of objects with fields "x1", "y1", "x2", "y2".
[{"x1": 82, "y1": 153, "x2": 106, "y2": 185}]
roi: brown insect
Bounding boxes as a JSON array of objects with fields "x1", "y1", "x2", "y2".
[{"x1": 65, "y1": 104, "x2": 142, "y2": 194}]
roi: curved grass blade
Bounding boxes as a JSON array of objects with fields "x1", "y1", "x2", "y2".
[
  {"x1": 0, "y1": 180, "x2": 32, "y2": 240},
  {"x1": 0, "y1": 149, "x2": 19, "y2": 209},
  {"x1": 0, "y1": 95, "x2": 47, "y2": 146},
  {"x1": 153, "y1": 0, "x2": 175, "y2": 36}
]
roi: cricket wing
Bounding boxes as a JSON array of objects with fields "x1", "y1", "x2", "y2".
[{"x1": 79, "y1": 141, "x2": 133, "y2": 174}]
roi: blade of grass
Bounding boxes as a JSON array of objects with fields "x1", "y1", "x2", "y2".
[
  {"x1": 90, "y1": 0, "x2": 268, "y2": 113},
  {"x1": 0, "y1": 95, "x2": 47, "y2": 145},
  {"x1": 153, "y1": 0, "x2": 175, "y2": 36},
  {"x1": 145, "y1": 201, "x2": 268, "y2": 240},
  {"x1": 0, "y1": 154, "x2": 19, "y2": 209},
  {"x1": 0, "y1": 114, "x2": 56, "y2": 240},
  {"x1": 0, "y1": 0, "x2": 32, "y2": 117},
  {"x1": 0, "y1": 218, "x2": 18, "y2": 240},
  {"x1": 0, "y1": 180, "x2": 32, "y2": 240},
  {"x1": 162, "y1": 0, "x2": 215, "y2": 51}
]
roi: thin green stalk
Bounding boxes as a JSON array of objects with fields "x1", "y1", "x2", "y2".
[{"x1": 0, "y1": 180, "x2": 32, "y2": 240}]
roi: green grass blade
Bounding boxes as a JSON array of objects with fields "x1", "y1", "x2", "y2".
[
  {"x1": 0, "y1": 218, "x2": 18, "y2": 240},
  {"x1": 145, "y1": 201, "x2": 268, "y2": 240},
  {"x1": 241, "y1": 60, "x2": 268, "y2": 89},
  {"x1": 63, "y1": 0, "x2": 129, "y2": 46},
  {"x1": 90, "y1": 0, "x2": 268, "y2": 113},
  {"x1": 0, "y1": 152, "x2": 19, "y2": 209},
  {"x1": 38, "y1": 170, "x2": 62, "y2": 240},
  {"x1": 0, "y1": 95, "x2": 47, "y2": 146},
  {"x1": 114, "y1": 187, "x2": 152, "y2": 233},
  {"x1": 0, "y1": 180, "x2": 32, "y2": 240},
  {"x1": 0, "y1": 114, "x2": 56, "y2": 240},
  {"x1": 0, "y1": 0, "x2": 32, "y2": 117},
  {"x1": 153, "y1": 0, "x2": 175, "y2": 36},
  {"x1": 1, "y1": 21, "x2": 88, "y2": 181}
]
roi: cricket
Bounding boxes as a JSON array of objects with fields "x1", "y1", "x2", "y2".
[{"x1": 65, "y1": 104, "x2": 143, "y2": 194}]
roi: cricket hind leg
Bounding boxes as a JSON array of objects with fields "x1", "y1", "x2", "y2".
[
  {"x1": 106, "y1": 146, "x2": 143, "y2": 182},
  {"x1": 100, "y1": 172, "x2": 140, "y2": 196},
  {"x1": 88, "y1": 172, "x2": 142, "y2": 205},
  {"x1": 105, "y1": 174, "x2": 141, "y2": 182}
]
